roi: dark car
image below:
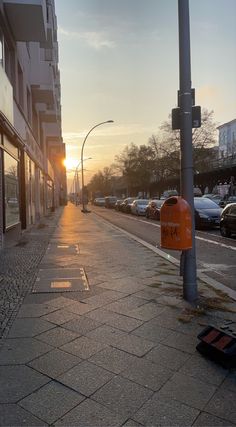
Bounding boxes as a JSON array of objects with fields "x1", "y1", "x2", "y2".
[
  {"x1": 146, "y1": 199, "x2": 163, "y2": 220},
  {"x1": 120, "y1": 197, "x2": 136, "y2": 213},
  {"x1": 220, "y1": 203, "x2": 236, "y2": 237},
  {"x1": 105, "y1": 196, "x2": 117, "y2": 208},
  {"x1": 219, "y1": 196, "x2": 236, "y2": 208},
  {"x1": 114, "y1": 199, "x2": 124, "y2": 211},
  {"x1": 194, "y1": 197, "x2": 222, "y2": 229}
]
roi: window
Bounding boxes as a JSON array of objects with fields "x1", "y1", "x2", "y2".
[
  {"x1": 5, "y1": 45, "x2": 16, "y2": 95},
  {"x1": 47, "y1": 180, "x2": 53, "y2": 209},
  {"x1": 230, "y1": 206, "x2": 236, "y2": 215},
  {"x1": 4, "y1": 151, "x2": 20, "y2": 228},
  {"x1": 0, "y1": 33, "x2": 4, "y2": 67},
  {"x1": 27, "y1": 87, "x2": 32, "y2": 124},
  {"x1": 17, "y1": 62, "x2": 24, "y2": 108},
  {"x1": 45, "y1": 49, "x2": 53, "y2": 61},
  {"x1": 32, "y1": 106, "x2": 39, "y2": 140},
  {"x1": 3, "y1": 135, "x2": 19, "y2": 158}
]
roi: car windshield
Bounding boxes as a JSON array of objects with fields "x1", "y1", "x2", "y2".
[
  {"x1": 137, "y1": 200, "x2": 149, "y2": 205},
  {"x1": 194, "y1": 198, "x2": 219, "y2": 209}
]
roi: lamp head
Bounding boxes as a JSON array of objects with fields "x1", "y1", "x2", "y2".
[{"x1": 107, "y1": 120, "x2": 114, "y2": 123}]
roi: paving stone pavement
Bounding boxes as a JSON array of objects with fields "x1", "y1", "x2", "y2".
[
  {"x1": 0, "y1": 210, "x2": 62, "y2": 338},
  {"x1": 0, "y1": 202, "x2": 236, "y2": 426}
]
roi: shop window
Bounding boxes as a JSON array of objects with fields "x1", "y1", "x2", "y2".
[
  {"x1": 4, "y1": 151, "x2": 20, "y2": 228},
  {"x1": 47, "y1": 180, "x2": 53, "y2": 209},
  {"x1": 3, "y1": 135, "x2": 19, "y2": 158},
  {"x1": 39, "y1": 171, "x2": 44, "y2": 214}
]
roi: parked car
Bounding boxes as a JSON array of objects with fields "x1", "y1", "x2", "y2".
[
  {"x1": 146, "y1": 199, "x2": 163, "y2": 220},
  {"x1": 160, "y1": 190, "x2": 178, "y2": 200},
  {"x1": 219, "y1": 196, "x2": 236, "y2": 208},
  {"x1": 220, "y1": 203, "x2": 236, "y2": 237},
  {"x1": 193, "y1": 187, "x2": 202, "y2": 197},
  {"x1": 114, "y1": 199, "x2": 124, "y2": 211},
  {"x1": 93, "y1": 197, "x2": 105, "y2": 206},
  {"x1": 120, "y1": 197, "x2": 137, "y2": 213},
  {"x1": 130, "y1": 199, "x2": 149, "y2": 216},
  {"x1": 203, "y1": 194, "x2": 223, "y2": 205},
  {"x1": 105, "y1": 196, "x2": 117, "y2": 208},
  {"x1": 194, "y1": 197, "x2": 222, "y2": 229}
]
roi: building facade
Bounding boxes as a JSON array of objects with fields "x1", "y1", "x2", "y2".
[
  {"x1": 218, "y1": 119, "x2": 236, "y2": 159},
  {"x1": 0, "y1": 0, "x2": 66, "y2": 248}
]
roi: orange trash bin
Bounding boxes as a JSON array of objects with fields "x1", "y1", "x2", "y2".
[{"x1": 160, "y1": 196, "x2": 192, "y2": 250}]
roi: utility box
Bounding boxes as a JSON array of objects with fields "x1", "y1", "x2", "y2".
[{"x1": 160, "y1": 196, "x2": 192, "y2": 250}]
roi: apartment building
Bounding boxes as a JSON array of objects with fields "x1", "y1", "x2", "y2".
[
  {"x1": 0, "y1": 0, "x2": 66, "y2": 248},
  {"x1": 218, "y1": 119, "x2": 236, "y2": 159}
]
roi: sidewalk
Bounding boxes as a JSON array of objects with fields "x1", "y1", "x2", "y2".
[{"x1": 0, "y1": 202, "x2": 236, "y2": 427}]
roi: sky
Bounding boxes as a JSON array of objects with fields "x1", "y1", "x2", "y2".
[{"x1": 55, "y1": 0, "x2": 236, "y2": 189}]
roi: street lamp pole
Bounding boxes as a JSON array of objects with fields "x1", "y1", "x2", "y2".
[
  {"x1": 81, "y1": 120, "x2": 114, "y2": 213},
  {"x1": 178, "y1": 0, "x2": 198, "y2": 303},
  {"x1": 73, "y1": 157, "x2": 92, "y2": 206}
]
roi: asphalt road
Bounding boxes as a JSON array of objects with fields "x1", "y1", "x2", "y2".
[{"x1": 90, "y1": 205, "x2": 236, "y2": 293}]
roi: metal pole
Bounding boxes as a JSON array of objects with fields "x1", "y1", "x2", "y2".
[
  {"x1": 81, "y1": 120, "x2": 114, "y2": 213},
  {"x1": 178, "y1": 0, "x2": 198, "y2": 303},
  {"x1": 75, "y1": 169, "x2": 79, "y2": 205}
]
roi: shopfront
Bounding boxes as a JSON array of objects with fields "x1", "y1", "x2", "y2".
[{"x1": 0, "y1": 133, "x2": 21, "y2": 246}]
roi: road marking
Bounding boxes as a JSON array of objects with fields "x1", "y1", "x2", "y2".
[
  {"x1": 94, "y1": 212, "x2": 236, "y2": 301},
  {"x1": 196, "y1": 236, "x2": 236, "y2": 251},
  {"x1": 124, "y1": 215, "x2": 236, "y2": 251}
]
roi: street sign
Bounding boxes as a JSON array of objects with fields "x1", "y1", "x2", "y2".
[
  {"x1": 172, "y1": 105, "x2": 201, "y2": 130},
  {"x1": 178, "y1": 88, "x2": 195, "y2": 107}
]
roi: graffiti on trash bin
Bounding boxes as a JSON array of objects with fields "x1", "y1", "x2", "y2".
[{"x1": 161, "y1": 222, "x2": 180, "y2": 241}]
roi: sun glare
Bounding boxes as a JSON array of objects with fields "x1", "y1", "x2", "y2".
[{"x1": 64, "y1": 158, "x2": 79, "y2": 171}]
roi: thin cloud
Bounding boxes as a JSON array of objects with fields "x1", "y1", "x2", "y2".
[
  {"x1": 198, "y1": 85, "x2": 219, "y2": 103},
  {"x1": 62, "y1": 124, "x2": 158, "y2": 144},
  {"x1": 58, "y1": 26, "x2": 116, "y2": 50}
]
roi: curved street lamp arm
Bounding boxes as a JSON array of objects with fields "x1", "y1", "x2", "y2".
[
  {"x1": 80, "y1": 121, "x2": 113, "y2": 167},
  {"x1": 81, "y1": 120, "x2": 114, "y2": 212}
]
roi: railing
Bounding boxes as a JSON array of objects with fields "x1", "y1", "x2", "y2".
[{"x1": 211, "y1": 155, "x2": 236, "y2": 170}]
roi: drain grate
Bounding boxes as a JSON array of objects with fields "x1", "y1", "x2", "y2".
[{"x1": 32, "y1": 267, "x2": 89, "y2": 293}]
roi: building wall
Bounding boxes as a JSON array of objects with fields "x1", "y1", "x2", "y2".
[
  {"x1": 218, "y1": 119, "x2": 236, "y2": 158},
  {"x1": 0, "y1": 0, "x2": 66, "y2": 248}
]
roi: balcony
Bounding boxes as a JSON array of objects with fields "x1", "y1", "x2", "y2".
[
  {"x1": 39, "y1": 108, "x2": 58, "y2": 123},
  {"x1": 31, "y1": 85, "x2": 55, "y2": 105},
  {"x1": 31, "y1": 61, "x2": 55, "y2": 105},
  {"x1": 3, "y1": 0, "x2": 47, "y2": 42},
  {"x1": 44, "y1": 122, "x2": 62, "y2": 139},
  {"x1": 40, "y1": 27, "x2": 53, "y2": 49}
]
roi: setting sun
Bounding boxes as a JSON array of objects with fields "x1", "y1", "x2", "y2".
[{"x1": 63, "y1": 157, "x2": 79, "y2": 171}]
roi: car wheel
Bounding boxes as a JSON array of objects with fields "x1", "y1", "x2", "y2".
[
  {"x1": 220, "y1": 224, "x2": 231, "y2": 238},
  {"x1": 146, "y1": 211, "x2": 149, "y2": 218}
]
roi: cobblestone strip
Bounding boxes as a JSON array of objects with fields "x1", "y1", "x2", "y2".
[{"x1": 0, "y1": 210, "x2": 62, "y2": 338}]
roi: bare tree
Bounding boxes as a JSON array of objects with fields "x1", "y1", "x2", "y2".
[
  {"x1": 114, "y1": 143, "x2": 156, "y2": 194},
  {"x1": 149, "y1": 108, "x2": 218, "y2": 177}
]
